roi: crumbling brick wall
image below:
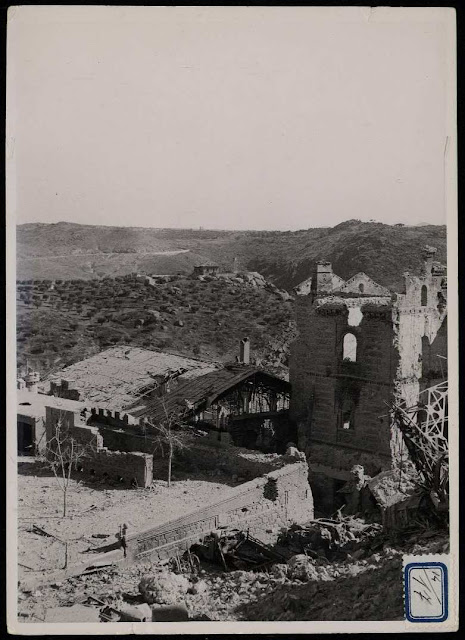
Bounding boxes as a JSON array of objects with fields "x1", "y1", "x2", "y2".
[{"x1": 125, "y1": 459, "x2": 313, "y2": 563}]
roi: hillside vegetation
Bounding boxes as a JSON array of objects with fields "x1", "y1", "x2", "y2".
[
  {"x1": 16, "y1": 272, "x2": 294, "y2": 378},
  {"x1": 17, "y1": 220, "x2": 446, "y2": 291}
]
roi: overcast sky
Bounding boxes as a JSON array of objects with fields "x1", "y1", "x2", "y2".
[{"x1": 8, "y1": 6, "x2": 454, "y2": 230}]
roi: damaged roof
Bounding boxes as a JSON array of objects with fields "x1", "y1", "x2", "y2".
[
  {"x1": 46, "y1": 346, "x2": 220, "y2": 410},
  {"x1": 333, "y1": 272, "x2": 391, "y2": 296},
  {"x1": 126, "y1": 364, "x2": 291, "y2": 423}
]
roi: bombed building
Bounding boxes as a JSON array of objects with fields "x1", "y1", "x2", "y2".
[
  {"x1": 17, "y1": 340, "x2": 294, "y2": 473},
  {"x1": 289, "y1": 246, "x2": 447, "y2": 514},
  {"x1": 126, "y1": 362, "x2": 292, "y2": 453},
  {"x1": 44, "y1": 346, "x2": 221, "y2": 409}
]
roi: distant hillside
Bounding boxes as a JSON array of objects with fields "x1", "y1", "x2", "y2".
[
  {"x1": 17, "y1": 220, "x2": 447, "y2": 291},
  {"x1": 16, "y1": 272, "x2": 294, "y2": 379},
  {"x1": 240, "y1": 220, "x2": 447, "y2": 291}
]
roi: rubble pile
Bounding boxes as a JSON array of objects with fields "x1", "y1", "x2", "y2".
[
  {"x1": 18, "y1": 521, "x2": 448, "y2": 623},
  {"x1": 139, "y1": 571, "x2": 190, "y2": 605},
  {"x1": 277, "y1": 515, "x2": 383, "y2": 561},
  {"x1": 192, "y1": 529, "x2": 287, "y2": 572}
]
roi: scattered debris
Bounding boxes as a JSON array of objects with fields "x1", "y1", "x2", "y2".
[
  {"x1": 151, "y1": 603, "x2": 190, "y2": 621},
  {"x1": 139, "y1": 571, "x2": 190, "y2": 605},
  {"x1": 101, "y1": 603, "x2": 152, "y2": 622},
  {"x1": 192, "y1": 529, "x2": 287, "y2": 571},
  {"x1": 44, "y1": 604, "x2": 101, "y2": 623},
  {"x1": 277, "y1": 516, "x2": 383, "y2": 561},
  {"x1": 32, "y1": 524, "x2": 62, "y2": 541},
  {"x1": 168, "y1": 549, "x2": 201, "y2": 575}
]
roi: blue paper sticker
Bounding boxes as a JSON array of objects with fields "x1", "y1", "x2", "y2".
[{"x1": 404, "y1": 561, "x2": 448, "y2": 623}]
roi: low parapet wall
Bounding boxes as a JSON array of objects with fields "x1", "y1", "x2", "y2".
[
  {"x1": 82, "y1": 449, "x2": 153, "y2": 488},
  {"x1": 125, "y1": 459, "x2": 313, "y2": 563}
]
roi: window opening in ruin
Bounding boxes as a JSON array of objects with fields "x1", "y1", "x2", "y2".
[
  {"x1": 342, "y1": 409, "x2": 353, "y2": 430},
  {"x1": 421, "y1": 285, "x2": 428, "y2": 306},
  {"x1": 358, "y1": 283, "x2": 364, "y2": 293},
  {"x1": 333, "y1": 479, "x2": 347, "y2": 511},
  {"x1": 342, "y1": 333, "x2": 357, "y2": 362}
]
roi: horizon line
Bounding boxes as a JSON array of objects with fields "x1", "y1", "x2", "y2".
[{"x1": 16, "y1": 219, "x2": 445, "y2": 232}]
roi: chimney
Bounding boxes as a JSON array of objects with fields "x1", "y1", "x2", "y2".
[
  {"x1": 239, "y1": 337, "x2": 250, "y2": 365},
  {"x1": 311, "y1": 261, "x2": 334, "y2": 295}
]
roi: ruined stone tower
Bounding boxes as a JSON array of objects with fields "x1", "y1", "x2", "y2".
[{"x1": 289, "y1": 248, "x2": 447, "y2": 514}]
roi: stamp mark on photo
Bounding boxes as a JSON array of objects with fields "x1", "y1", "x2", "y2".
[{"x1": 404, "y1": 561, "x2": 448, "y2": 623}]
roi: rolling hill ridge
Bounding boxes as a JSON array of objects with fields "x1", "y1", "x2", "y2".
[{"x1": 17, "y1": 220, "x2": 447, "y2": 291}]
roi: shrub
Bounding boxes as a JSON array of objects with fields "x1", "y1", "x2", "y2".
[{"x1": 30, "y1": 344, "x2": 44, "y2": 355}]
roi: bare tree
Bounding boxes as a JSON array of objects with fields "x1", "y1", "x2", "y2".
[
  {"x1": 146, "y1": 404, "x2": 191, "y2": 487},
  {"x1": 45, "y1": 411, "x2": 91, "y2": 517}
]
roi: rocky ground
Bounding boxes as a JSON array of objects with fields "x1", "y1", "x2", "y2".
[{"x1": 17, "y1": 495, "x2": 448, "y2": 624}]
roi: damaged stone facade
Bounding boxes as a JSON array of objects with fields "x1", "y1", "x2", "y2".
[
  {"x1": 289, "y1": 247, "x2": 447, "y2": 514},
  {"x1": 391, "y1": 246, "x2": 448, "y2": 406}
]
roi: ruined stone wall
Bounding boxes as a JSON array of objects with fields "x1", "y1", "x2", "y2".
[
  {"x1": 72, "y1": 423, "x2": 103, "y2": 449},
  {"x1": 44, "y1": 407, "x2": 152, "y2": 486},
  {"x1": 420, "y1": 318, "x2": 448, "y2": 392},
  {"x1": 289, "y1": 252, "x2": 447, "y2": 515},
  {"x1": 290, "y1": 296, "x2": 397, "y2": 475},
  {"x1": 45, "y1": 407, "x2": 103, "y2": 450},
  {"x1": 175, "y1": 439, "x2": 285, "y2": 480},
  {"x1": 45, "y1": 406, "x2": 77, "y2": 443},
  {"x1": 49, "y1": 379, "x2": 81, "y2": 401},
  {"x1": 82, "y1": 449, "x2": 153, "y2": 488},
  {"x1": 125, "y1": 460, "x2": 313, "y2": 563},
  {"x1": 392, "y1": 268, "x2": 447, "y2": 406},
  {"x1": 97, "y1": 425, "x2": 284, "y2": 482},
  {"x1": 98, "y1": 425, "x2": 157, "y2": 455}
]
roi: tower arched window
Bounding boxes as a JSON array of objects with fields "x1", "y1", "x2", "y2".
[
  {"x1": 421, "y1": 285, "x2": 428, "y2": 306},
  {"x1": 358, "y1": 283, "x2": 364, "y2": 293},
  {"x1": 343, "y1": 333, "x2": 357, "y2": 362}
]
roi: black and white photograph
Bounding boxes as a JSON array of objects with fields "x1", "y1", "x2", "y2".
[{"x1": 6, "y1": 5, "x2": 458, "y2": 633}]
